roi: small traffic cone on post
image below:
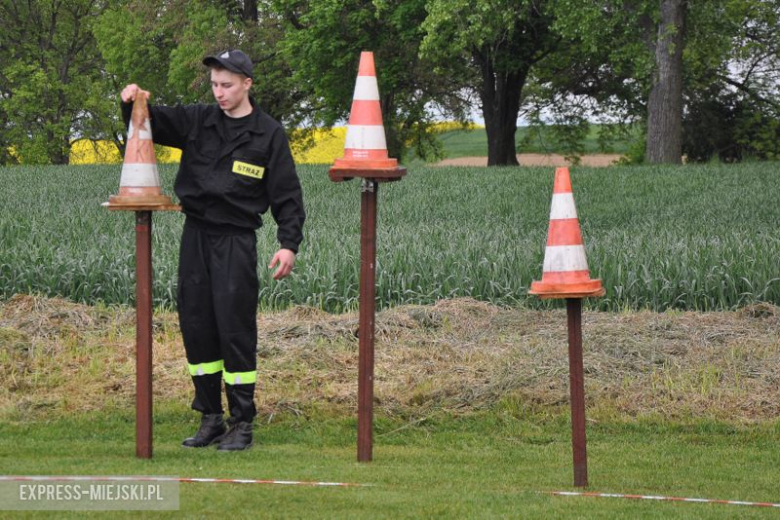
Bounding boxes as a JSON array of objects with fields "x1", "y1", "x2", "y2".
[
  {"x1": 529, "y1": 167, "x2": 605, "y2": 299},
  {"x1": 329, "y1": 51, "x2": 405, "y2": 182},
  {"x1": 102, "y1": 91, "x2": 178, "y2": 459},
  {"x1": 107, "y1": 92, "x2": 174, "y2": 208}
]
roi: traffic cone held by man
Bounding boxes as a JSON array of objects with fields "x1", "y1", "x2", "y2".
[
  {"x1": 529, "y1": 167, "x2": 605, "y2": 299},
  {"x1": 108, "y1": 91, "x2": 173, "y2": 206}
]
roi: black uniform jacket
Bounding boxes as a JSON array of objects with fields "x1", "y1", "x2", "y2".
[{"x1": 121, "y1": 98, "x2": 305, "y2": 253}]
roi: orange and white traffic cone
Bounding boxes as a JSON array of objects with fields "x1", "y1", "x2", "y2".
[
  {"x1": 529, "y1": 167, "x2": 605, "y2": 299},
  {"x1": 330, "y1": 52, "x2": 403, "y2": 180},
  {"x1": 108, "y1": 92, "x2": 173, "y2": 206}
]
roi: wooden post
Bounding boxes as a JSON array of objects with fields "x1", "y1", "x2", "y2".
[
  {"x1": 566, "y1": 298, "x2": 587, "y2": 486},
  {"x1": 357, "y1": 179, "x2": 378, "y2": 462},
  {"x1": 135, "y1": 211, "x2": 153, "y2": 459}
]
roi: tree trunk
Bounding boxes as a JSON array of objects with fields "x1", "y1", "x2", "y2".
[
  {"x1": 646, "y1": 0, "x2": 686, "y2": 164},
  {"x1": 477, "y1": 50, "x2": 526, "y2": 166},
  {"x1": 242, "y1": 0, "x2": 258, "y2": 22},
  {"x1": 47, "y1": 128, "x2": 69, "y2": 165}
]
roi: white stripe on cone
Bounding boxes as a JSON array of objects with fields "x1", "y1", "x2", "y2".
[
  {"x1": 128, "y1": 119, "x2": 153, "y2": 141},
  {"x1": 542, "y1": 245, "x2": 589, "y2": 272},
  {"x1": 344, "y1": 125, "x2": 387, "y2": 150},
  {"x1": 549, "y1": 193, "x2": 578, "y2": 220},
  {"x1": 120, "y1": 163, "x2": 161, "y2": 186},
  {"x1": 353, "y1": 76, "x2": 380, "y2": 101}
]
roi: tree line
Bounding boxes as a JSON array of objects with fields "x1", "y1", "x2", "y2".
[{"x1": 0, "y1": 0, "x2": 778, "y2": 166}]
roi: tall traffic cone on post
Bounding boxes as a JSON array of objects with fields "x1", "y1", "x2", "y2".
[
  {"x1": 329, "y1": 51, "x2": 405, "y2": 182},
  {"x1": 529, "y1": 167, "x2": 604, "y2": 299},
  {"x1": 107, "y1": 91, "x2": 174, "y2": 207},
  {"x1": 328, "y1": 52, "x2": 406, "y2": 463},
  {"x1": 529, "y1": 167, "x2": 604, "y2": 488}
]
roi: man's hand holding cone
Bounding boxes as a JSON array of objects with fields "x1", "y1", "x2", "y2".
[{"x1": 121, "y1": 84, "x2": 151, "y2": 104}]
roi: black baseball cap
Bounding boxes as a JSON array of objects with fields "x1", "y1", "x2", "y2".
[{"x1": 203, "y1": 49, "x2": 254, "y2": 79}]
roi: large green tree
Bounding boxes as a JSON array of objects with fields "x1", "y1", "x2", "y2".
[
  {"x1": 421, "y1": 0, "x2": 562, "y2": 166},
  {"x1": 0, "y1": 0, "x2": 112, "y2": 164},
  {"x1": 683, "y1": 0, "x2": 780, "y2": 161},
  {"x1": 94, "y1": 0, "x2": 236, "y2": 154},
  {"x1": 272, "y1": 0, "x2": 472, "y2": 162},
  {"x1": 547, "y1": 0, "x2": 690, "y2": 163},
  {"x1": 548, "y1": 0, "x2": 780, "y2": 164},
  {"x1": 94, "y1": 0, "x2": 319, "y2": 153}
]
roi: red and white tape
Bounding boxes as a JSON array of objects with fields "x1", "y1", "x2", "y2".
[
  {"x1": 0, "y1": 475, "x2": 367, "y2": 488},
  {"x1": 547, "y1": 490, "x2": 780, "y2": 509},
  {"x1": 6, "y1": 476, "x2": 776, "y2": 507}
]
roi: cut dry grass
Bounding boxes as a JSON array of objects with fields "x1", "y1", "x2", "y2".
[{"x1": 1, "y1": 295, "x2": 779, "y2": 423}]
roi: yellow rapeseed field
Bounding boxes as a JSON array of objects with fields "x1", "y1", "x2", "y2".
[
  {"x1": 68, "y1": 130, "x2": 345, "y2": 165},
  {"x1": 290, "y1": 127, "x2": 347, "y2": 164},
  {"x1": 66, "y1": 123, "x2": 476, "y2": 165},
  {"x1": 69, "y1": 139, "x2": 182, "y2": 164}
]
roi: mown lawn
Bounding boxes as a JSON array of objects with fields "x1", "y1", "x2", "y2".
[{"x1": 1, "y1": 405, "x2": 779, "y2": 518}]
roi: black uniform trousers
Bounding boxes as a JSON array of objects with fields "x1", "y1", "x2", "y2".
[{"x1": 177, "y1": 222, "x2": 258, "y2": 422}]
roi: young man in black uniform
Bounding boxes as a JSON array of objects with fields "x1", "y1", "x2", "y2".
[{"x1": 120, "y1": 50, "x2": 305, "y2": 451}]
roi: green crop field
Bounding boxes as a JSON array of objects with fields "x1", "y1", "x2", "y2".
[{"x1": 0, "y1": 162, "x2": 778, "y2": 312}]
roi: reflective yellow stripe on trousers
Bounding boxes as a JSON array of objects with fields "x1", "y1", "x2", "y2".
[
  {"x1": 187, "y1": 359, "x2": 224, "y2": 376},
  {"x1": 223, "y1": 370, "x2": 257, "y2": 385}
]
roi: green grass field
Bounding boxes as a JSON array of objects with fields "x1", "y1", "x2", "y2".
[
  {"x1": 2, "y1": 161, "x2": 780, "y2": 517},
  {"x1": 433, "y1": 124, "x2": 638, "y2": 158},
  {"x1": 1, "y1": 162, "x2": 778, "y2": 312},
  {"x1": 1, "y1": 406, "x2": 779, "y2": 518},
  {"x1": 1, "y1": 293, "x2": 779, "y2": 517}
]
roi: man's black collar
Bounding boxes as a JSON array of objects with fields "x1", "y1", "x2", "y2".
[{"x1": 203, "y1": 96, "x2": 264, "y2": 134}]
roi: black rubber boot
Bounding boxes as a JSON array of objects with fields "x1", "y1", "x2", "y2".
[
  {"x1": 225, "y1": 383, "x2": 256, "y2": 423},
  {"x1": 217, "y1": 420, "x2": 253, "y2": 451},
  {"x1": 182, "y1": 414, "x2": 226, "y2": 448}
]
